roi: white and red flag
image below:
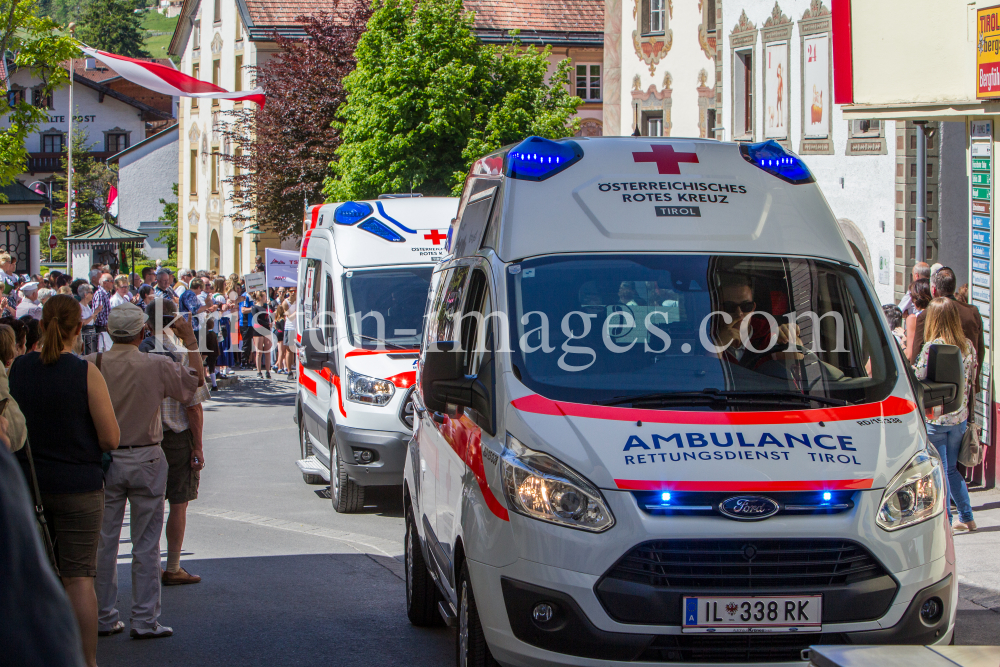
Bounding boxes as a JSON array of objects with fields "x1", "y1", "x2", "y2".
[
  {"x1": 77, "y1": 45, "x2": 266, "y2": 106},
  {"x1": 107, "y1": 185, "x2": 118, "y2": 218}
]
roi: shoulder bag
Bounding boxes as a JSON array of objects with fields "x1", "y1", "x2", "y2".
[
  {"x1": 22, "y1": 435, "x2": 60, "y2": 576},
  {"x1": 958, "y1": 418, "x2": 985, "y2": 467}
]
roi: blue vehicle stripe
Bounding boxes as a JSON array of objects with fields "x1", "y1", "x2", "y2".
[{"x1": 375, "y1": 201, "x2": 418, "y2": 234}]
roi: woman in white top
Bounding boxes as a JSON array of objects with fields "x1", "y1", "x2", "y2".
[
  {"x1": 108, "y1": 275, "x2": 131, "y2": 309},
  {"x1": 77, "y1": 284, "x2": 100, "y2": 354},
  {"x1": 282, "y1": 287, "x2": 297, "y2": 381}
]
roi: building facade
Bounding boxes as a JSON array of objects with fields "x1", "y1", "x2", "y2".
[
  {"x1": 109, "y1": 125, "x2": 180, "y2": 261},
  {"x1": 2, "y1": 58, "x2": 175, "y2": 274},
  {"x1": 837, "y1": 0, "x2": 994, "y2": 486},
  {"x1": 169, "y1": 0, "x2": 322, "y2": 275},
  {"x1": 603, "y1": 0, "x2": 720, "y2": 138}
]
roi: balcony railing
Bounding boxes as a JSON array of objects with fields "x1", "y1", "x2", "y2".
[{"x1": 27, "y1": 151, "x2": 116, "y2": 173}]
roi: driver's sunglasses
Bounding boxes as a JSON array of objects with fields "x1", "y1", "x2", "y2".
[{"x1": 721, "y1": 300, "x2": 755, "y2": 314}]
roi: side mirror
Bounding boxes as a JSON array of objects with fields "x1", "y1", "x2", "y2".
[
  {"x1": 918, "y1": 344, "x2": 965, "y2": 417},
  {"x1": 420, "y1": 341, "x2": 472, "y2": 414},
  {"x1": 300, "y1": 328, "x2": 328, "y2": 370}
]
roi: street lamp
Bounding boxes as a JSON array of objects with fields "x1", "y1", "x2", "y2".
[
  {"x1": 247, "y1": 226, "x2": 263, "y2": 256},
  {"x1": 29, "y1": 180, "x2": 54, "y2": 263}
]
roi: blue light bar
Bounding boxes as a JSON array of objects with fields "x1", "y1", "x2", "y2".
[
  {"x1": 661, "y1": 492, "x2": 671, "y2": 502},
  {"x1": 822, "y1": 492, "x2": 832, "y2": 502},
  {"x1": 334, "y1": 201, "x2": 373, "y2": 225},
  {"x1": 506, "y1": 136, "x2": 584, "y2": 182},
  {"x1": 358, "y1": 218, "x2": 405, "y2": 242},
  {"x1": 739, "y1": 140, "x2": 815, "y2": 185}
]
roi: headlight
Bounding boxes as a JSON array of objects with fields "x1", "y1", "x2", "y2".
[
  {"x1": 500, "y1": 434, "x2": 614, "y2": 532},
  {"x1": 876, "y1": 449, "x2": 945, "y2": 531},
  {"x1": 345, "y1": 368, "x2": 395, "y2": 406}
]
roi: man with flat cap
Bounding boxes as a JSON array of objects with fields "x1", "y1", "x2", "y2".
[
  {"x1": 89, "y1": 303, "x2": 202, "y2": 639},
  {"x1": 15, "y1": 282, "x2": 42, "y2": 320}
]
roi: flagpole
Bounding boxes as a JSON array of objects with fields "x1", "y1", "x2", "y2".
[{"x1": 66, "y1": 25, "x2": 75, "y2": 253}]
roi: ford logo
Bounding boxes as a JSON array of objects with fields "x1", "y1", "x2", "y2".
[{"x1": 718, "y1": 496, "x2": 780, "y2": 521}]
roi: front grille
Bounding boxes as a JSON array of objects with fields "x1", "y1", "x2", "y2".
[
  {"x1": 636, "y1": 632, "x2": 848, "y2": 663},
  {"x1": 398, "y1": 387, "x2": 415, "y2": 430},
  {"x1": 605, "y1": 539, "x2": 886, "y2": 589}
]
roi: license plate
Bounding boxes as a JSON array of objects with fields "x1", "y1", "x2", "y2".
[{"x1": 682, "y1": 596, "x2": 822, "y2": 633}]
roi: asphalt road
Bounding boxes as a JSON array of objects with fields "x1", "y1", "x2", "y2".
[
  {"x1": 98, "y1": 372, "x2": 453, "y2": 667},
  {"x1": 97, "y1": 372, "x2": 1000, "y2": 666}
]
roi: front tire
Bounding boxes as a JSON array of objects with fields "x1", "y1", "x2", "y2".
[
  {"x1": 405, "y1": 507, "x2": 443, "y2": 626},
  {"x1": 331, "y1": 439, "x2": 364, "y2": 512},
  {"x1": 299, "y1": 419, "x2": 324, "y2": 485},
  {"x1": 456, "y1": 565, "x2": 498, "y2": 667}
]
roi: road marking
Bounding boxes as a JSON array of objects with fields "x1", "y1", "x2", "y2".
[
  {"x1": 202, "y1": 425, "x2": 297, "y2": 441},
  {"x1": 188, "y1": 506, "x2": 403, "y2": 561}
]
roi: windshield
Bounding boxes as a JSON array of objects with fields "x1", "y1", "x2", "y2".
[
  {"x1": 344, "y1": 267, "x2": 433, "y2": 349},
  {"x1": 507, "y1": 254, "x2": 897, "y2": 408}
]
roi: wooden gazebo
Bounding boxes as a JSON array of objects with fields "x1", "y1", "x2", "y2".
[{"x1": 64, "y1": 220, "x2": 147, "y2": 278}]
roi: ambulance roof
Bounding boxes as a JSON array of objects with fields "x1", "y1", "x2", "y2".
[
  {"x1": 493, "y1": 137, "x2": 856, "y2": 266},
  {"x1": 312, "y1": 196, "x2": 458, "y2": 268}
]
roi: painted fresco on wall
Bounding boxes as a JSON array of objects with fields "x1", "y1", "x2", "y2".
[
  {"x1": 803, "y1": 33, "x2": 829, "y2": 137},
  {"x1": 764, "y1": 41, "x2": 788, "y2": 139}
]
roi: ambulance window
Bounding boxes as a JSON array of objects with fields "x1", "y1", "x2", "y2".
[
  {"x1": 507, "y1": 254, "x2": 896, "y2": 408},
  {"x1": 480, "y1": 182, "x2": 504, "y2": 252},
  {"x1": 428, "y1": 266, "x2": 470, "y2": 345},
  {"x1": 344, "y1": 267, "x2": 433, "y2": 349},
  {"x1": 323, "y1": 274, "x2": 336, "y2": 345},
  {"x1": 462, "y1": 269, "x2": 492, "y2": 375},
  {"x1": 303, "y1": 258, "x2": 322, "y2": 330},
  {"x1": 451, "y1": 178, "x2": 497, "y2": 257}
]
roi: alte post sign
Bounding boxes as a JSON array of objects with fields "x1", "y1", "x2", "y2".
[{"x1": 979, "y1": 5, "x2": 1000, "y2": 98}]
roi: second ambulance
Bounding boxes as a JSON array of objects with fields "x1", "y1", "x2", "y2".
[
  {"x1": 403, "y1": 136, "x2": 964, "y2": 665},
  {"x1": 295, "y1": 195, "x2": 458, "y2": 512}
]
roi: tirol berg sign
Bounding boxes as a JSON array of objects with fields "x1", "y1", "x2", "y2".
[{"x1": 979, "y1": 5, "x2": 1000, "y2": 98}]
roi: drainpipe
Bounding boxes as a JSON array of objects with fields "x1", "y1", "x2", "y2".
[{"x1": 914, "y1": 121, "x2": 927, "y2": 264}]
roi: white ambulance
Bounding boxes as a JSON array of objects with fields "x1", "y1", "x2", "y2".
[
  {"x1": 403, "y1": 137, "x2": 965, "y2": 665},
  {"x1": 294, "y1": 195, "x2": 458, "y2": 512}
]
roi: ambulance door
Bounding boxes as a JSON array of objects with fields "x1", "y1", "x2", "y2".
[
  {"x1": 415, "y1": 264, "x2": 469, "y2": 588},
  {"x1": 438, "y1": 264, "x2": 495, "y2": 562},
  {"x1": 300, "y1": 250, "x2": 332, "y2": 462},
  {"x1": 312, "y1": 266, "x2": 340, "y2": 467}
]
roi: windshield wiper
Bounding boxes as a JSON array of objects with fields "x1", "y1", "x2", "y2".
[
  {"x1": 356, "y1": 334, "x2": 411, "y2": 350},
  {"x1": 594, "y1": 389, "x2": 850, "y2": 408}
]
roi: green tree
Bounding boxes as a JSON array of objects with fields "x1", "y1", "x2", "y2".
[
  {"x1": 77, "y1": 0, "x2": 149, "y2": 57},
  {"x1": 325, "y1": 0, "x2": 580, "y2": 200},
  {"x1": 0, "y1": 0, "x2": 78, "y2": 198},
  {"x1": 50, "y1": 128, "x2": 117, "y2": 262},
  {"x1": 156, "y1": 182, "x2": 178, "y2": 263}
]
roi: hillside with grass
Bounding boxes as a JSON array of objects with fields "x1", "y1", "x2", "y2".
[{"x1": 142, "y1": 9, "x2": 179, "y2": 62}]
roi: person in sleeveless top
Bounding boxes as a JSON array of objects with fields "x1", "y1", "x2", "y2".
[{"x1": 10, "y1": 295, "x2": 120, "y2": 667}]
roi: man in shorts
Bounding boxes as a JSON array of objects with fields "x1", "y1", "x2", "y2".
[{"x1": 139, "y1": 299, "x2": 209, "y2": 585}]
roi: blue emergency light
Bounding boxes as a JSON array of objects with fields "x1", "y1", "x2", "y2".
[
  {"x1": 739, "y1": 140, "x2": 815, "y2": 185},
  {"x1": 506, "y1": 136, "x2": 584, "y2": 182},
  {"x1": 358, "y1": 218, "x2": 405, "y2": 242},
  {"x1": 334, "y1": 201, "x2": 373, "y2": 225}
]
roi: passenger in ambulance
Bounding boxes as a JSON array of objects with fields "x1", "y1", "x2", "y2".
[{"x1": 617, "y1": 281, "x2": 646, "y2": 307}]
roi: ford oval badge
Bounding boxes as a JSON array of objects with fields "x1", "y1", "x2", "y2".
[{"x1": 718, "y1": 496, "x2": 780, "y2": 521}]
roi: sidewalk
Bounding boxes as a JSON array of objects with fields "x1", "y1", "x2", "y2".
[
  {"x1": 954, "y1": 485, "x2": 1000, "y2": 644},
  {"x1": 955, "y1": 485, "x2": 1000, "y2": 613}
]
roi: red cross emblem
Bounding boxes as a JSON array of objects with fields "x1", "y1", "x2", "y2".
[
  {"x1": 632, "y1": 144, "x2": 699, "y2": 174},
  {"x1": 424, "y1": 229, "x2": 447, "y2": 245}
]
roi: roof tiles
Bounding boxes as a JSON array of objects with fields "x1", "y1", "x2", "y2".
[{"x1": 465, "y1": 0, "x2": 603, "y2": 34}]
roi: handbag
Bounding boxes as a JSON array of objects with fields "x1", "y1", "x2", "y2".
[
  {"x1": 958, "y1": 420, "x2": 985, "y2": 467},
  {"x1": 22, "y1": 436, "x2": 60, "y2": 576}
]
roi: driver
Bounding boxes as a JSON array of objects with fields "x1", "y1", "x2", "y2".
[
  {"x1": 617, "y1": 281, "x2": 646, "y2": 307},
  {"x1": 714, "y1": 274, "x2": 772, "y2": 368}
]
